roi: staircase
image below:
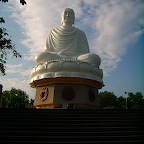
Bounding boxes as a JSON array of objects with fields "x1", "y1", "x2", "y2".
[{"x1": 0, "y1": 109, "x2": 144, "y2": 144}]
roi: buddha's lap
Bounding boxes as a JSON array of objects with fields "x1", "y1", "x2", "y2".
[{"x1": 35, "y1": 52, "x2": 101, "y2": 66}]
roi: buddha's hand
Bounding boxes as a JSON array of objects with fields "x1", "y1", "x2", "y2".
[{"x1": 57, "y1": 51, "x2": 64, "y2": 55}]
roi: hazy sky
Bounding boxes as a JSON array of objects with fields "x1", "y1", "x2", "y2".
[{"x1": 0, "y1": 0, "x2": 144, "y2": 99}]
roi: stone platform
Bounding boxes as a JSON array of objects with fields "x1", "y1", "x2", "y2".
[
  {"x1": 30, "y1": 60, "x2": 104, "y2": 109},
  {"x1": 0, "y1": 109, "x2": 143, "y2": 144},
  {"x1": 31, "y1": 77, "x2": 102, "y2": 109}
]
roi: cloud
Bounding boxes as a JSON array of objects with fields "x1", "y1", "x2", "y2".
[
  {"x1": 8, "y1": 0, "x2": 143, "y2": 76},
  {"x1": 5, "y1": 0, "x2": 144, "y2": 76},
  {"x1": 2, "y1": 0, "x2": 143, "y2": 98},
  {"x1": 6, "y1": 64, "x2": 23, "y2": 74},
  {"x1": 84, "y1": 0, "x2": 144, "y2": 75},
  {"x1": 6, "y1": 63, "x2": 32, "y2": 78},
  {"x1": 1, "y1": 63, "x2": 35, "y2": 99},
  {"x1": 0, "y1": 78, "x2": 35, "y2": 99},
  {"x1": 9, "y1": 0, "x2": 84, "y2": 60}
]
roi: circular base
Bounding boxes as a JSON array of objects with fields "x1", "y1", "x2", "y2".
[
  {"x1": 30, "y1": 60, "x2": 103, "y2": 84},
  {"x1": 34, "y1": 103, "x2": 100, "y2": 109},
  {"x1": 30, "y1": 77, "x2": 104, "y2": 89}
]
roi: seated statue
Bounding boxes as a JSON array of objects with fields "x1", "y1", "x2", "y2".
[
  {"x1": 31, "y1": 8, "x2": 103, "y2": 85},
  {"x1": 35, "y1": 8, "x2": 101, "y2": 67}
]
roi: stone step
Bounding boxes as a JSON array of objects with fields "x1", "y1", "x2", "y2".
[
  {"x1": 1, "y1": 121, "x2": 140, "y2": 126},
  {"x1": 0, "y1": 109, "x2": 143, "y2": 144},
  {"x1": 0, "y1": 140, "x2": 143, "y2": 144},
  {"x1": 1, "y1": 130, "x2": 143, "y2": 136},
  {"x1": 1, "y1": 135, "x2": 143, "y2": 141}
]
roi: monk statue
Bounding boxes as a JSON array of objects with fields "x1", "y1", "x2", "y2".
[
  {"x1": 31, "y1": 8, "x2": 103, "y2": 86},
  {"x1": 35, "y1": 8, "x2": 101, "y2": 67},
  {"x1": 31, "y1": 8, "x2": 103, "y2": 109}
]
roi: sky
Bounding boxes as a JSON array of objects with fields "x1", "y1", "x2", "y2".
[{"x1": 0, "y1": 0, "x2": 144, "y2": 99}]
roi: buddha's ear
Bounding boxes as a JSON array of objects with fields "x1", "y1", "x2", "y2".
[
  {"x1": 60, "y1": 13, "x2": 64, "y2": 25},
  {"x1": 72, "y1": 17, "x2": 75, "y2": 24},
  {"x1": 61, "y1": 20, "x2": 63, "y2": 25},
  {"x1": 60, "y1": 20, "x2": 63, "y2": 25}
]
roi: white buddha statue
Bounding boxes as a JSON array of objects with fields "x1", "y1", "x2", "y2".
[
  {"x1": 31, "y1": 8, "x2": 103, "y2": 85},
  {"x1": 35, "y1": 8, "x2": 101, "y2": 67}
]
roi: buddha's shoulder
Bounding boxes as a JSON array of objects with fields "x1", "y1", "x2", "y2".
[
  {"x1": 76, "y1": 27, "x2": 85, "y2": 34},
  {"x1": 50, "y1": 26, "x2": 85, "y2": 35}
]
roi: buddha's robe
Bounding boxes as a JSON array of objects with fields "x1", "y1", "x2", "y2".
[
  {"x1": 35, "y1": 26, "x2": 101, "y2": 66},
  {"x1": 44, "y1": 26, "x2": 89, "y2": 55}
]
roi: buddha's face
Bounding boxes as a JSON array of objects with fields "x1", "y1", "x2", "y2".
[{"x1": 61, "y1": 8, "x2": 75, "y2": 25}]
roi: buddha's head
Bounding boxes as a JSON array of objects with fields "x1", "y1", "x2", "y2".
[{"x1": 61, "y1": 8, "x2": 75, "y2": 25}]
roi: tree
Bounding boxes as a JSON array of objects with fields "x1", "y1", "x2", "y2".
[
  {"x1": 0, "y1": 0, "x2": 26, "y2": 75},
  {"x1": 128, "y1": 92, "x2": 143, "y2": 103},
  {"x1": 127, "y1": 92, "x2": 144, "y2": 109},
  {"x1": 0, "y1": 17, "x2": 22, "y2": 75},
  {"x1": 0, "y1": 0, "x2": 26, "y2": 5},
  {"x1": 117, "y1": 96, "x2": 126, "y2": 109},
  {"x1": 2, "y1": 88, "x2": 29, "y2": 108},
  {"x1": 27, "y1": 99, "x2": 35, "y2": 108},
  {"x1": 99, "y1": 91, "x2": 117, "y2": 109}
]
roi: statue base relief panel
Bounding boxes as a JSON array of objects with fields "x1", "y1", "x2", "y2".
[{"x1": 33, "y1": 83, "x2": 100, "y2": 109}]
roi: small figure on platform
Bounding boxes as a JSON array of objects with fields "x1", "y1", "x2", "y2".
[{"x1": 67, "y1": 103, "x2": 75, "y2": 109}]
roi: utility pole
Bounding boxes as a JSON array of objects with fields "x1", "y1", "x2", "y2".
[
  {"x1": 0, "y1": 84, "x2": 3, "y2": 108},
  {"x1": 125, "y1": 92, "x2": 128, "y2": 109}
]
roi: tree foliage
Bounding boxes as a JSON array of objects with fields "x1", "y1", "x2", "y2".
[
  {"x1": 0, "y1": 17, "x2": 22, "y2": 75},
  {"x1": 99, "y1": 91, "x2": 144, "y2": 109},
  {"x1": 117, "y1": 96, "x2": 126, "y2": 109},
  {"x1": 128, "y1": 92, "x2": 143, "y2": 103},
  {"x1": 99, "y1": 91, "x2": 117, "y2": 108},
  {"x1": 2, "y1": 88, "x2": 29, "y2": 108},
  {"x1": 0, "y1": 0, "x2": 26, "y2": 5},
  {"x1": 127, "y1": 92, "x2": 144, "y2": 109},
  {"x1": 0, "y1": 0, "x2": 26, "y2": 75}
]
